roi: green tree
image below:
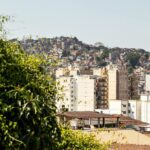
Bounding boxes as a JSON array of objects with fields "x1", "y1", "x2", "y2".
[
  {"x1": 0, "y1": 15, "x2": 10, "y2": 38},
  {"x1": 58, "y1": 127, "x2": 110, "y2": 150},
  {"x1": 0, "y1": 40, "x2": 60, "y2": 149},
  {"x1": 96, "y1": 56, "x2": 107, "y2": 67},
  {"x1": 127, "y1": 52, "x2": 140, "y2": 68}
]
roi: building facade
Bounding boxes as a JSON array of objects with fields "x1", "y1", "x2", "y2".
[
  {"x1": 96, "y1": 99, "x2": 141, "y2": 120},
  {"x1": 117, "y1": 59, "x2": 129, "y2": 100},
  {"x1": 107, "y1": 65, "x2": 118, "y2": 100},
  {"x1": 56, "y1": 75, "x2": 96, "y2": 112},
  {"x1": 140, "y1": 94, "x2": 150, "y2": 124},
  {"x1": 145, "y1": 74, "x2": 150, "y2": 92}
]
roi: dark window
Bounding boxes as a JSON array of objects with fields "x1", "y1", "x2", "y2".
[{"x1": 122, "y1": 111, "x2": 126, "y2": 114}]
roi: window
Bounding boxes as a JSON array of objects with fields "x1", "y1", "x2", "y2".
[
  {"x1": 122, "y1": 111, "x2": 126, "y2": 114},
  {"x1": 64, "y1": 79, "x2": 67, "y2": 82},
  {"x1": 122, "y1": 104, "x2": 126, "y2": 107}
]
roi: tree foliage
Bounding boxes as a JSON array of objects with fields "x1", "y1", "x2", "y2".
[
  {"x1": 126, "y1": 52, "x2": 140, "y2": 68},
  {"x1": 96, "y1": 56, "x2": 107, "y2": 67},
  {"x1": 0, "y1": 15, "x2": 10, "y2": 38},
  {"x1": 0, "y1": 40, "x2": 111, "y2": 150},
  {"x1": 0, "y1": 40, "x2": 60, "y2": 149},
  {"x1": 58, "y1": 127, "x2": 109, "y2": 150}
]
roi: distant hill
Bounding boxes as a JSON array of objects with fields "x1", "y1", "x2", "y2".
[{"x1": 10, "y1": 36, "x2": 150, "y2": 70}]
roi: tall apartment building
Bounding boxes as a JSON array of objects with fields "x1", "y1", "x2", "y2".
[
  {"x1": 145, "y1": 74, "x2": 150, "y2": 92},
  {"x1": 128, "y1": 74, "x2": 140, "y2": 100},
  {"x1": 56, "y1": 75, "x2": 96, "y2": 112},
  {"x1": 107, "y1": 65, "x2": 118, "y2": 100},
  {"x1": 75, "y1": 76, "x2": 96, "y2": 111},
  {"x1": 107, "y1": 60, "x2": 129, "y2": 101},
  {"x1": 96, "y1": 77, "x2": 108, "y2": 109},
  {"x1": 117, "y1": 59, "x2": 129, "y2": 100},
  {"x1": 134, "y1": 68, "x2": 148, "y2": 95},
  {"x1": 92, "y1": 68, "x2": 109, "y2": 109},
  {"x1": 56, "y1": 76, "x2": 76, "y2": 111}
]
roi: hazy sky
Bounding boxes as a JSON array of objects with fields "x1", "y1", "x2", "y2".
[{"x1": 1, "y1": 0, "x2": 150, "y2": 51}]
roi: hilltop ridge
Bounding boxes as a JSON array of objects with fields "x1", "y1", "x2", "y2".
[{"x1": 11, "y1": 36, "x2": 150, "y2": 70}]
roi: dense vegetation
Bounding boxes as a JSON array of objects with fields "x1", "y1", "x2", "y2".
[
  {"x1": 58, "y1": 127, "x2": 109, "y2": 150},
  {"x1": 0, "y1": 39, "x2": 61, "y2": 149}
]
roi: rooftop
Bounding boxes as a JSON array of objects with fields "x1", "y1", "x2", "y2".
[{"x1": 57, "y1": 111, "x2": 120, "y2": 119}]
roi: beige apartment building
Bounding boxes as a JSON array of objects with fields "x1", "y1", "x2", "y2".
[
  {"x1": 75, "y1": 75, "x2": 96, "y2": 111},
  {"x1": 107, "y1": 65, "x2": 118, "y2": 100},
  {"x1": 107, "y1": 61, "x2": 129, "y2": 101}
]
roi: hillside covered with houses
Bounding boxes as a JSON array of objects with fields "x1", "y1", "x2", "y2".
[{"x1": 11, "y1": 36, "x2": 150, "y2": 73}]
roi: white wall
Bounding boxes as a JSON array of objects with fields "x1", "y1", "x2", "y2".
[
  {"x1": 96, "y1": 100, "x2": 123, "y2": 115},
  {"x1": 96, "y1": 100, "x2": 141, "y2": 120},
  {"x1": 76, "y1": 76, "x2": 96, "y2": 111},
  {"x1": 145, "y1": 74, "x2": 150, "y2": 92},
  {"x1": 56, "y1": 76, "x2": 75, "y2": 111},
  {"x1": 128, "y1": 100, "x2": 141, "y2": 120},
  {"x1": 141, "y1": 95, "x2": 150, "y2": 123},
  {"x1": 56, "y1": 75, "x2": 96, "y2": 112},
  {"x1": 109, "y1": 100, "x2": 122, "y2": 114},
  {"x1": 108, "y1": 68, "x2": 117, "y2": 100}
]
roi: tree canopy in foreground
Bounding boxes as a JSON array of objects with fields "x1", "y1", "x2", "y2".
[{"x1": 0, "y1": 39, "x2": 61, "y2": 149}]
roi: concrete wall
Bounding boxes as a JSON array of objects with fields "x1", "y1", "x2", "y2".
[
  {"x1": 76, "y1": 76, "x2": 96, "y2": 111},
  {"x1": 56, "y1": 75, "x2": 96, "y2": 112},
  {"x1": 108, "y1": 68, "x2": 117, "y2": 100},
  {"x1": 96, "y1": 99, "x2": 141, "y2": 120},
  {"x1": 141, "y1": 95, "x2": 150, "y2": 123},
  {"x1": 146, "y1": 74, "x2": 150, "y2": 92}
]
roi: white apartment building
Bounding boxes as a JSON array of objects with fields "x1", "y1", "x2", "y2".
[
  {"x1": 75, "y1": 76, "x2": 96, "y2": 111},
  {"x1": 140, "y1": 94, "x2": 150, "y2": 124},
  {"x1": 145, "y1": 74, "x2": 150, "y2": 92},
  {"x1": 56, "y1": 76, "x2": 75, "y2": 111},
  {"x1": 96, "y1": 99, "x2": 141, "y2": 120},
  {"x1": 96, "y1": 96, "x2": 150, "y2": 124},
  {"x1": 56, "y1": 75, "x2": 96, "y2": 112}
]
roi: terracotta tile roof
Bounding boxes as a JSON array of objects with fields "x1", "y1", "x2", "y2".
[
  {"x1": 58, "y1": 112, "x2": 148, "y2": 126},
  {"x1": 57, "y1": 111, "x2": 120, "y2": 119},
  {"x1": 117, "y1": 115, "x2": 148, "y2": 126}
]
